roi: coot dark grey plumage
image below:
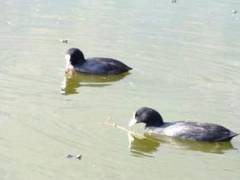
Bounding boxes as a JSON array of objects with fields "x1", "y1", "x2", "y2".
[
  {"x1": 65, "y1": 48, "x2": 132, "y2": 75},
  {"x1": 129, "y1": 107, "x2": 238, "y2": 142}
]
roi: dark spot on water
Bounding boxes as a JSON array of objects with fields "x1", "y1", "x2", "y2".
[{"x1": 66, "y1": 154, "x2": 74, "y2": 159}]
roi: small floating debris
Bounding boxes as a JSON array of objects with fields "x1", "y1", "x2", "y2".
[
  {"x1": 59, "y1": 39, "x2": 69, "y2": 44},
  {"x1": 66, "y1": 154, "x2": 82, "y2": 160},
  {"x1": 232, "y1": 10, "x2": 238, "y2": 14},
  {"x1": 171, "y1": 0, "x2": 177, "y2": 3},
  {"x1": 76, "y1": 154, "x2": 82, "y2": 160},
  {"x1": 66, "y1": 154, "x2": 74, "y2": 159}
]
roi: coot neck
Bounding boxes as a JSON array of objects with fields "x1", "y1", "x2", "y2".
[{"x1": 145, "y1": 120, "x2": 163, "y2": 128}]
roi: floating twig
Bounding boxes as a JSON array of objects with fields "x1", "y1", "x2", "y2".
[{"x1": 104, "y1": 117, "x2": 144, "y2": 138}]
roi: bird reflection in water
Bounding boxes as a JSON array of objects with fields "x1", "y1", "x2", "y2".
[
  {"x1": 128, "y1": 133, "x2": 160, "y2": 157},
  {"x1": 128, "y1": 133, "x2": 236, "y2": 157},
  {"x1": 61, "y1": 72, "x2": 130, "y2": 95}
]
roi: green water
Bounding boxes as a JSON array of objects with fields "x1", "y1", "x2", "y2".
[{"x1": 0, "y1": 0, "x2": 240, "y2": 179}]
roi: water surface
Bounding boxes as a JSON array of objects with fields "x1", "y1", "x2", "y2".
[{"x1": 0, "y1": 0, "x2": 240, "y2": 179}]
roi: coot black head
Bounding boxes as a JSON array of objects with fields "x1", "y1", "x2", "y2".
[
  {"x1": 129, "y1": 107, "x2": 164, "y2": 127},
  {"x1": 66, "y1": 48, "x2": 85, "y2": 65}
]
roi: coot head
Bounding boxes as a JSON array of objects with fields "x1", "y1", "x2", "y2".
[
  {"x1": 65, "y1": 48, "x2": 85, "y2": 72},
  {"x1": 129, "y1": 107, "x2": 164, "y2": 127}
]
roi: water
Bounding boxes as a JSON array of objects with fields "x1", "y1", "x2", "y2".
[{"x1": 0, "y1": 0, "x2": 240, "y2": 179}]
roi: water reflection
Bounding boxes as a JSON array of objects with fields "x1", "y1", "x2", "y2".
[
  {"x1": 128, "y1": 133, "x2": 236, "y2": 157},
  {"x1": 128, "y1": 133, "x2": 160, "y2": 157},
  {"x1": 61, "y1": 72, "x2": 130, "y2": 95}
]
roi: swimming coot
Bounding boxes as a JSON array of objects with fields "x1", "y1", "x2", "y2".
[
  {"x1": 65, "y1": 48, "x2": 132, "y2": 75},
  {"x1": 129, "y1": 107, "x2": 238, "y2": 142}
]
